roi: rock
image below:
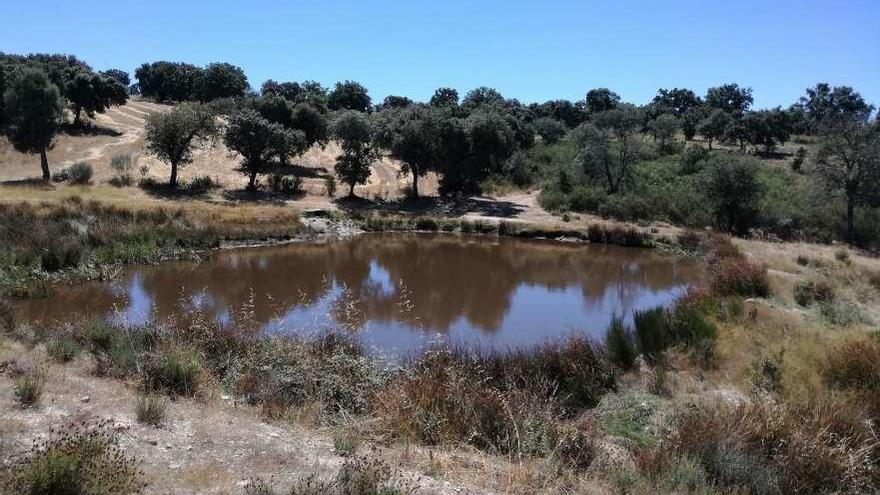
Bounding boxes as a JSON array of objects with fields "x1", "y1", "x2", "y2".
[
  {"x1": 147, "y1": 439, "x2": 157, "y2": 446},
  {"x1": 79, "y1": 396, "x2": 90, "y2": 403}
]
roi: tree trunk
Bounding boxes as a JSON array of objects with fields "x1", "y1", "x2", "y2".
[
  {"x1": 40, "y1": 148, "x2": 50, "y2": 181},
  {"x1": 349, "y1": 182, "x2": 356, "y2": 197},
  {"x1": 846, "y1": 197, "x2": 855, "y2": 242},
  {"x1": 170, "y1": 162, "x2": 178, "y2": 188},
  {"x1": 74, "y1": 107, "x2": 82, "y2": 126},
  {"x1": 411, "y1": 171, "x2": 419, "y2": 199},
  {"x1": 248, "y1": 170, "x2": 258, "y2": 191}
]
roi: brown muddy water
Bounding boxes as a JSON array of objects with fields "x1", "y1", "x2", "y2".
[{"x1": 15, "y1": 233, "x2": 699, "y2": 357}]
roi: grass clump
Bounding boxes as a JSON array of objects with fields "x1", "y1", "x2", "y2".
[
  {"x1": 134, "y1": 392, "x2": 167, "y2": 426},
  {"x1": 2, "y1": 421, "x2": 143, "y2": 494},
  {"x1": 825, "y1": 338, "x2": 880, "y2": 419},
  {"x1": 605, "y1": 315, "x2": 637, "y2": 371},
  {"x1": 46, "y1": 334, "x2": 82, "y2": 363},
  {"x1": 665, "y1": 398, "x2": 879, "y2": 494},
  {"x1": 332, "y1": 425, "x2": 362, "y2": 457},
  {"x1": 793, "y1": 279, "x2": 835, "y2": 306},
  {"x1": 13, "y1": 368, "x2": 45, "y2": 407},
  {"x1": 631, "y1": 304, "x2": 718, "y2": 368},
  {"x1": 86, "y1": 320, "x2": 154, "y2": 377},
  {"x1": 710, "y1": 257, "x2": 770, "y2": 298},
  {"x1": 67, "y1": 161, "x2": 94, "y2": 184},
  {"x1": 142, "y1": 345, "x2": 203, "y2": 397},
  {"x1": 110, "y1": 153, "x2": 135, "y2": 186}
]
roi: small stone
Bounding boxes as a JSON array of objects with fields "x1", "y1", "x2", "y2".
[
  {"x1": 79, "y1": 396, "x2": 90, "y2": 403},
  {"x1": 147, "y1": 439, "x2": 157, "y2": 446},
  {"x1": 165, "y1": 443, "x2": 172, "y2": 450}
]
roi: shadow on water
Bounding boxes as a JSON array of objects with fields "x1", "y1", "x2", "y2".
[{"x1": 15, "y1": 233, "x2": 699, "y2": 357}]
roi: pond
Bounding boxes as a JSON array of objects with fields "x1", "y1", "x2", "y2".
[{"x1": 15, "y1": 233, "x2": 699, "y2": 357}]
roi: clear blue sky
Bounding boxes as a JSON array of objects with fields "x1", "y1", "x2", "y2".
[{"x1": 3, "y1": 0, "x2": 878, "y2": 109}]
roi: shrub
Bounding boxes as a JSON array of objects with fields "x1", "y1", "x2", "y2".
[
  {"x1": 332, "y1": 426, "x2": 362, "y2": 457},
  {"x1": 267, "y1": 174, "x2": 302, "y2": 195},
  {"x1": 135, "y1": 392, "x2": 167, "y2": 426},
  {"x1": 185, "y1": 175, "x2": 220, "y2": 194},
  {"x1": 142, "y1": 345, "x2": 203, "y2": 397},
  {"x1": 668, "y1": 399, "x2": 878, "y2": 494},
  {"x1": 324, "y1": 175, "x2": 337, "y2": 196},
  {"x1": 704, "y1": 155, "x2": 763, "y2": 234},
  {"x1": 414, "y1": 217, "x2": 439, "y2": 231},
  {"x1": 679, "y1": 145, "x2": 710, "y2": 174},
  {"x1": 819, "y1": 299, "x2": 866, "y2": 326},
  {"x1": 793, "y1": 279, "x2": 835, "y2": 306},
  {"x1": 749, "y1": 349, "x2": 785, "y2": 394},
  {"x1": 538, "y1": 187, "x2": 568, "y2": 212},
  {"x1": 568, "y1": 185, "x2": 606, "y2": 212},
  {"x1": 67, "y1": 161, "x2": 94, "y2": 184},
  {"x1": 605, "y1": 316, "x2": 637, "y2": 371},
  {"x1": 236, "y1": 334, "x2": 381, "y2": 423},
  {"x1": 0, "y1": 299, "x2": 13, "y2": 332},
  {"x1": 634, "y1": 307, "x2": 669, "y2": 364},
  {"x1": 630, "y1": 305, "x2": 717, "y2": 367},
  {"x1": 710, "y1": 258, "x2": 770, "y2": 298},
  {"x1": 3, "y1": 421, "x2": 143, "y2": 494},
  {"x1": 791, "y1": 146, "x2": 807, "y2": 172},
  {"x1": 13, "y1": 369, "x2": 44, "y2": 407},
  {"x1": 47, "y1": 335, "x2": 81, "y2": 363},
  {"x1": 826, "y1": 340, "x2": 880, "y2": 420},
  {"x1": 51, "y1": 168, "x2": 69, "y2": 182},
  {"x1": 86, "y1": 320, "x2": 152, "y2": 377},
  {"x1": 40, "y1": 237, "x2": 82, "y2": 272},
  {"x1": 110, "y1": 153, "x2": 135, "y2": 186},
  {"x1": 373, "y1": 339, "x2": 615, "y2": 453},
  {"x1": 835, "y1": 249, "x2": 850, "y2": 263}
]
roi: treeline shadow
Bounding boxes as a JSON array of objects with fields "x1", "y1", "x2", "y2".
[{"x1": 334, "y1": 195, "x2": 526, "y2": 219}]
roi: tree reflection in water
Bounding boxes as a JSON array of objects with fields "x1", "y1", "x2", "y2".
[{"x1": 15, "y1": 234, "x2": 699, "y2": 357}]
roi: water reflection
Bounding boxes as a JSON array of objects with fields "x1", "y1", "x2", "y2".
[{"x1": 15, "y1": 234, "x2": 699, "y2": 356}]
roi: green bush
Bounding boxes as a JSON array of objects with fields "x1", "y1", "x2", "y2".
[
  {"x1": 568, "y1": 185, "x2": 606, "y2": 212},
  {"x1": 793, "y1": 279, "x2": 835, "y2": 306},
  {"x1": 47, "y1": 335, "x2": 81, "y2": 363},
  {"x1": 606, "y1": 315, "x2": 637, "y2": 371},
  {"x1": 110, "y1": 153, "x2": 135, "y2": 186},
  {"x1": 143, "y1": 345, "x2": 203, "y2": 397},
  {"x1": 13, "y1": 369, "x2": 44, "y2": 407},
  {"x1": 678, "y1": 145, "x2": 710, "y2": 174},
  {"x1": 67, "y1": 161, "x2": 94, "y2": 184}
]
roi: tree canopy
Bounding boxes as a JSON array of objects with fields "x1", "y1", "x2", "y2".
[
  {"x1": 2, "y1": 68, "x2": 65, "y2": 180},
  {"x1": 330, "y1": 110, "x2": 379, "y2": 196},
  {"x1": 144, "y1": 103, "x2": 216, "y2": 187},
  {"x1": 328, "y1": 80, "x2": 371, "y2": 112}
]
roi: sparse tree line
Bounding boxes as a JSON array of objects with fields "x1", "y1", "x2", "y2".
[
  {"x1": 0, "y1": 53, "x2": 129, "y2": 179},
  {"x1": 1, "y1": 52, "x2": 878, "y2": 244}
]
